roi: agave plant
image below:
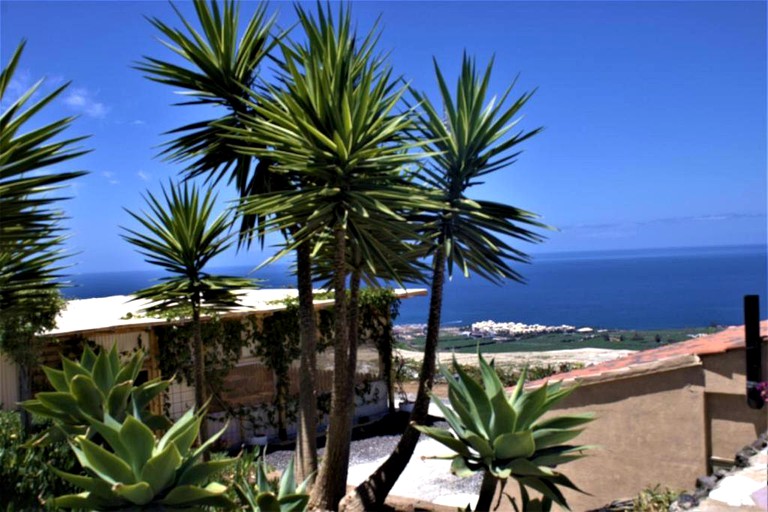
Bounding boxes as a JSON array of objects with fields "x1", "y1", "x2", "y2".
[
  {"x1": 415, "y1": 353, "x2": 594, "y2": 511},
  {"x1": 22, "y1": 345, "x2": 171, "y2": 436},
  {"x1": 233, "y1": 450, "x2": 311, "y2": 512},
  {"x1": 49, "y1": 408, "x2": 237, "y2": 510}
]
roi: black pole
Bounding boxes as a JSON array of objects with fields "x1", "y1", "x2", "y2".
[{"x1": 744, "y1": 295, "x2": 764, "y2": 409}]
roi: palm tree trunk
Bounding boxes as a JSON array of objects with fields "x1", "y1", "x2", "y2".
[
  {"x1": 309, "y1": 225, "x2": 350, "y2": 511},
  {"x1": 382, "y1": 336, "x2": 395, "y2": 415},
  {"x1": 340, "y1": 244, "x2": 446, "y2": 511},
  {"x1": 192, "y1": 293, "x2": 209, "y2": 443},
  {"x1": 476, "y1": 470, "x2": 499, "y2": 511},
  {"x1": 18, "y1": 363, "x2": 32, "y2": 432},
  {"x1": 295, "y1": 240, "x2": 319, "y2": 482}
]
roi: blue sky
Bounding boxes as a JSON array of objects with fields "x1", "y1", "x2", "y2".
[{"x1": 2, "y1": 1, "x2": 766, "y2": 274}]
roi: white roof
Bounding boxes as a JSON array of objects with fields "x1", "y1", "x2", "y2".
[{"x1": 46, "y1": 288, "x2": 427, "y2": 337}]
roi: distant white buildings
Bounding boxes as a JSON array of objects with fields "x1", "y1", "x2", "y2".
[{"x1": 469, "y1": 320, "x2": 577, "y2": 338}]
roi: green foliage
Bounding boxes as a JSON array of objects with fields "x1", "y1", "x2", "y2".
[
  {"x1": 138, "y1": 0, "x2": 279, "y2": 245},
  {"x1": 232, "y1": 451, "x2": 311, "y2": 511},
  {"x1": 443, "y1": 362, "x2": 586, "y2": 388},
  {"x1": 121, "y1": 181, "x2": 255, "y2": 314},
  {"x1": 248, "y1": 306, "x2": 302, "y2": 438},
  {"x1": 415, "y1": 352, "x2": 594, "y2": 511},
  {"x1": 234, "y1": 2, "x2": 434, "y2": 274},
  {"x1": 632, "y1": 485, "x2": 681, "y2": 512},
  {"x1": 0, "y1": 41, "x2": 87, "y2": 318},
  {"x1": 0, "y1": 288, "x2": 63, "y2": 368},
  {"x1": 49, "y1": 409, "x2": 237, "y2": 510},
  {"x1": 410, "y1": 53, "x2": 547, "y2": 283},
  {"x1": 155, "y1": 316, "x2": 246, "y2": 397},
  {"x1": 0, "y1": 410, "x2": 80, "y2": 510},
  {"x1": 21, "y1": 345, "x2": 171, "y2": 437},
  {"x1": 358, "y1": 288, "x2": 400, "y2": 349}
]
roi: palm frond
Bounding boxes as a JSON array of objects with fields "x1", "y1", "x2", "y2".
[
  {"x1": 0, "y1": 41, "x2": 87, "y2": 314},
  {"x1": 410, "y1": 53, "x2": 550, "y2": 283},
  {"x1": 121, "y1": 180, "x2": 255, "y2": 313},
  {"x1": 138, "y1": 0, "x2": 281, "y2": 247}
]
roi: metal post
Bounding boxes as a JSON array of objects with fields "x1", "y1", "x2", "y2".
[{"x1": 744, "y1": 295, "x2": 764, "y2": 409}]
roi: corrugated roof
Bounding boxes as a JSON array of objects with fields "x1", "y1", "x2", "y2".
[
  {"x1": 525, "y1": 320, "x2": 768, "y2": 388},
  {"x1": 46, "y1": 288, "x2": 427, "y2": 337}
]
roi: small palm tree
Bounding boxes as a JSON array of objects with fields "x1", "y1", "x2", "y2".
[
  {"x1": 121, "y1": 180, "x2": 254, "y2": 440},
  {"x1": 343, "y1": 55, "x2": 549, "y2": 511}
]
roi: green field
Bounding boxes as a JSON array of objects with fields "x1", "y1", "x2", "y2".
[{"x1": 401, "y1": 326, "x2": 723, "y2": 353}]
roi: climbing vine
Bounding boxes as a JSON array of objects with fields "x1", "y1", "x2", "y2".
[
  {"x1": 153, "y1": 289, "x2": 399, "y2": 434},
  {"x1": 154, "y1": 315, "x2": 246, "y2": 403},
  {"x1": 357, "y1": 288, "x2": 400, "y2": 412}
]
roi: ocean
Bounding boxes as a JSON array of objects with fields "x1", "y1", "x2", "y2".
[{"x1": 63, "y1": 244, "x2": 767, "y2": 330}]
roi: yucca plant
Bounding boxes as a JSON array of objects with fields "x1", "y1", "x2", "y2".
[
  {"x1": 122, "y1": 180, "x2": 255, "y2": 441},
  {"x1": 22, "y1": 345, "x2": 171, "y2": 437},
  {"x1": 415, "y1": 353, "x2": 594, "y2": 511},
  {"x1": 233, "y1": 451, "x2": 311, "y2": 512},
  {"x1": 346, "y1": 54, "x2": 548, "y2": 512},
  {"x1": 0, "y1": 41, "x2": 88, "y2": 316},
  {"x1": 230, "y1": 4, "x2": 434, "y2": 507},
  {"x1": 49, "y1": 408, "x2": 237, "y2": 510}
]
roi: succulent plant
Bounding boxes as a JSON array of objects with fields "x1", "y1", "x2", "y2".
[
  {"x1": 415, "y1": 353, "x2": 594, "y2": 511},
  {"x1": 22, "y1": 345, "x2": 172, "y2": 436},
  {"x1": 49, "y1": 408, "x2": 237, "y2": 510},
  {"x1": 233, "y1": 450, "x2": 311, "y2": 512}
]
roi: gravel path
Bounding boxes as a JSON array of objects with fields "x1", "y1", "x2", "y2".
[
  {"x1": 260, "y1": 348, "x2": 634, "y2": 507},
  {"x1": 263, "y1": 419, "x2": 482, "y2": 506}
]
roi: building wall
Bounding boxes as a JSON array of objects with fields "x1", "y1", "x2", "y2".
[
  {"x1": 0, "y1": 354, "x2": 18, "y2": 408},
  {"x1": 702, "y1": 348, "x2": 768, "y2": 465},
  {"x1": 497, "y1": 364, "x2": 708, "y2": 511},
  {"x1": 495, "y1": 343, "x2": 768, "y2": 511}
]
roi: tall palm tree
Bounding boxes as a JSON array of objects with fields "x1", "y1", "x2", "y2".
[
  {"x1": 0, "y1": 41, "x2": 87, "y2": 426},
  {"x1": 230, "y1": 4, "x2": 432, "y2": 508},
  {"x1": 137, "y1": 1, "x2": 326, "y2": 480},
  {"x1": 121, "y1": 181, "x2": 254, "y2": 441},
  {"x1": 341, "y1": 54, "x2": 549, "y2": 511}
]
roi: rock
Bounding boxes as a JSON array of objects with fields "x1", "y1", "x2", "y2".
[
  {"x1": 734, "y1": 448, "x2": 756, "y2": 467},
  {"x1": 713, "y1": 468, "x2": 728, "y2": 479},
  {"x1": 693, "y1": 488, "x2": 710, "y2": 501},
  {"x1": 672, "y1": 493, "x2": 698, "y2": 510},
  {"x1": 696, "y1": 475, "x2": 718, "y2": 491}
]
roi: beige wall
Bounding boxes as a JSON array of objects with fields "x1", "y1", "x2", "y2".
[
  {"x1": 498, "y1": 364, "x2": 708, "y2": 511},
  {"x1": 702, "y1": 348, "x2": 768, "y2": 463},
  {"x1": 496, "y1": 343, "x2": 768, "y2": 511}
]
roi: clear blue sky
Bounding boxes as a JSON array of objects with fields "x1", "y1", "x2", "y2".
[{"x1": 2, "y1": 1, "x2": 765, "y2": 273}]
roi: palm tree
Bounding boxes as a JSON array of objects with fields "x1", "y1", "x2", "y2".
[
  {"x1": 137, "y1": 1, "x2": 326, "y2": 480},
  {"x1": 341, "y1": 54, "x2": 549, "y2": 511},
  {"x1": 230, "y1": 4, "x2": 432, "y2": 508},
  {"x1": 0, "y1": 41, "x2": 87, "y2": 424},
  {"x1": 121, "y1": 180, "x2": 254, "y2": 441},
  {"x1": 0, "y1": 41, "x2": 88, "y2": 315}
]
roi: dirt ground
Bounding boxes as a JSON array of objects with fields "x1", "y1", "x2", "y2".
[
  {"x1": 397, "y1": 347, "x2": 635, "y2": 399},
  {"x1": 400, "y1": 347, "x2": 635, "y2": 367}
]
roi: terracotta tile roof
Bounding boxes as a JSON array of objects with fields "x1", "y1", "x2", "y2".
[{"x1": 526, "y1": 321, "x2": 768, "y2": 387}]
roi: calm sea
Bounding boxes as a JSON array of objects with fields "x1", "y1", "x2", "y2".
[{"x1": 63, "y1": 245, "x2": 767, "y2": 330}]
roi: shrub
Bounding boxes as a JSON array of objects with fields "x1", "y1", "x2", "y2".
[
  {"x1": 0, "y1": 409, "x2": 80, "y2": 510},
  {"x1": 49, "y1": 409, "x2": 237, "y2": 510},
  {"x1": 415, "y1": 353, "x2": 594, "y2": 511},
  {"x1": 230, "y1": 449, "x2": 311, "y2": 511}
]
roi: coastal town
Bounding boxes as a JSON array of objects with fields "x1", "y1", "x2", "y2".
[{"x1": 394, "y1": 320, "x2": 586, "y2": 344}]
